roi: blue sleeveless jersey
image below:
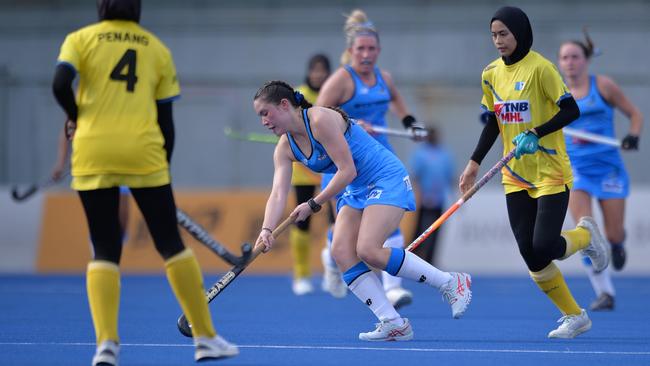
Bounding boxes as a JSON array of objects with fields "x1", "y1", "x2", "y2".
[
  {"x1": 565, "y1": 75, "x2": 628, "y2": 199},
  {"x1": 340, "y1": 65, "x2": 393, "y2": 151},
  {"x1": 565, "y1": 75, "x2": 623, "y2": 172},
  {"x1": 288, "y1": 109, "x2": 415, "y2": 212}
]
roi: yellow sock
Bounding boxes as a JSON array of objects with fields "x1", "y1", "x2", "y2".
[
  {"x1": 165, "y1": 248, "x2": 216, "y2": 338},
  {"x1": 87, "y1": 261, "x2": 120, "y2": 344},
  {"x1": 560, "y1": 227, "x2": 590, "y2": 259},
  {"x1": 290, "y1": 227, "x2": 311, "y2": 279},
  {"x1": 530, "y1": 262, "x2": 581, "y2": 316}
]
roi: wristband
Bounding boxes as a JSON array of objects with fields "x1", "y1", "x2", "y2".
[
  {"x1": 307, "y1": 198, "x2": 322, "y2": 213},
  {"x1": 261, "y1": 227, "x2": 273, "y2": 234}
]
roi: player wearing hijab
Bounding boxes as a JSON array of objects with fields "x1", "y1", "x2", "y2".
[{"x1": 459, "y1": 6, "x2": 609, "y2": 339}]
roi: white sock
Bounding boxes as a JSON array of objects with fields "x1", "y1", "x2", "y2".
[
  {"x1": 584, "y1": 260, "x2": 615, "y2": 296},
  {"x1": 348, "y1": 271, "x2": 401, "y2": 323},
  {"x1": 382, "y1": 235, "x2": 404, "y2": 291},
  {"x1": 396, "y1": 250, "x2": 452, "y2": 289},
  {"x1": 322, "y1": 243, "x2": 337, "y2": 269}
]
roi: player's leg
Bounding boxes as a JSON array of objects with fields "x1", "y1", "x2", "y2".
[
  {"x1": 381, "y1": 230, "x2": 413, "y2": 310},
  {"x1": 130, "y1": 185, "x2": 237, "y2": 359},
  {"x1": 78, "y1": 188, "x2": 122, "y2": 366},
  {"x1": 333, "y1": 206, "x2": 411, "y2": 341},
  {"x1": 530, "y1": 190, "x2": 592, "y2": 338},
  {"x1": 290, "y1": 184, "x2": 315, "y2": 295},
  {"x1": 358, "y1": 205, "x2": 471, "y2": 319},
  {"x1": 599, "y1": 198, "x2": 626, "y2": 270}
]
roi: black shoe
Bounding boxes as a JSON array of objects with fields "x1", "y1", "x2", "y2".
[
  {"x1": 590, "y1": 293, "x2": 615, "y2": 311},
  {"x1": 611, "y1": 244, "x2": 626, "y2": 271}
]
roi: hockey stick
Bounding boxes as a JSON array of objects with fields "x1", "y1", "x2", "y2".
[
  {"x1": 176, "y1": 209, "x2": 252, "y2": 266},
  {"x1": 10, "y1": 172, "x2": 69, "y2": 202},
  {"x1": 369, "y1": 125, "x2": 421, "y2": 139},
  {"x1": 177, "y1": 216, "x2": 295, "y2": 337},
  {"x1": 224, "y1": 127, "x2": 279, "y2": 144},
  {"x1": 563, "y1": 127, "x2": 621, "y2": 148},
  {"x1": 406, "y1": 149, "x2": 516, "y2": 253}
]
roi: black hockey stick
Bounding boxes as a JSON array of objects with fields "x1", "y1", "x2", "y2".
[
  {"x1": 177, "y1": 216, "x2": 294, "y2": 337},
  {"x1": 176, "y1": 209, "x2": 252, "y2": 266}
]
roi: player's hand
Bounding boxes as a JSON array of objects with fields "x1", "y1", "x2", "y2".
[
  {"x1": 64, "y1": 119, "x2": 77, "y2": 141},
  {"x1": 255, "y1": 228, "x2": 274, "y2": 253},
  {"x1": 51, "y1": 162, "x2": 66, "y2": 182},
  {"x1": 621, "y1": 134, "x2": 639, "y2": 150},
  {"x1": 459, "y1": 160, "x2": 479, "y2": 195},
  {"x1": 512, "y1": 130, "x2": 539, "y2": 159},
  {"x1": 291, "y1": 202, "x2": 313, "y2": 223}
]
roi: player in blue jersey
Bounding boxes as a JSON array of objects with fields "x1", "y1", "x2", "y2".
[
  {"x1": 316, "y1": 9, "x2": 424, "y2": 307},
  {"x1": 252, "y1": 80, "x2": 472, "y2": 341},
  {"x1": 558, "y1": 31, "x2": 643, "y2": 310}
]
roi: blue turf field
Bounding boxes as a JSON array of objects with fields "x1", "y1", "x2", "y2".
[{"x1": 1, "y1": 274, "x2": 649, "y2": 365}]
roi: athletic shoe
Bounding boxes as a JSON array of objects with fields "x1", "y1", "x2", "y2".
[
  {"x1": 548, "y1": 309, "x2": 592, "y2": 338},
  {"x1": 321, "y1": 248, "x2": 347, "y2": 298},
  {"x1": 292, "y1": 278, "x2": 314, "y2": 296},
  {"x1": 194, "y1": 335, "x2": 239, "y2": 361},
  {"x1": 611, "y1": 244, "x2": 626, "y2": 271},
  {"x1": 358, "y1": 318, "x2": 413, "y2": 341},
  {"x1": 440, "y1": 272, "x2": 472, "y2": 319},
  {"x1": 590, "y1": 293, "x2": 615, "y2": 311},
  {"x1": 577, "y1": 217, "x2": 610, "y2": 273},
  {"x1": 92, "y1": 340, "x2": 119, "y2": 366},
  {"x1": 385, "y1": 287, "x2": 413, "y2": 310}
]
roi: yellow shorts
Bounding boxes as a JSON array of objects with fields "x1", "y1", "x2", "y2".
[{"x1": 72, "y1": 169, "x2": 170, "y2": 191}]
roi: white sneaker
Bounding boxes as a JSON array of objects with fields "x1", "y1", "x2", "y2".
[
  {"x1": 578, "y1": 217, "x2": 610, "y2": 272},
  {"x1": 548, "y1": 309, "x2": 592, "y2": 338},
  {"x1": 358, "y1": 318, "x2": 413, "y2": 341},
  {"x1": 385, "y1": 287, "x2": 413, "y2": 310},
  {"x1": 194, "y1": 335, "x2": 239, "y2": 361},
  {"x1": 92, "y1": 340, "x2": 119, "y2": 366},
  {"x1": 440, "y1": 272, "x2": 472, "y2": 319},
  {"x1": 292, "y1": 278, "x2": 314, "y2": 296},
  {"x1": 321, "y1": 249, "x2": 347, "y2": 298}
]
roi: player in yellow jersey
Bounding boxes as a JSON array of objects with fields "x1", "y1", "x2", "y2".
[
  {"x1": 51, "y1": 1, "x2": 237, "y2": 364},
  {"x1": 459, "y1": 6, "x2": 609, "y2": 339},
  {"x1": 288, "y1": 54, "x2": 331, "y2": 295}
]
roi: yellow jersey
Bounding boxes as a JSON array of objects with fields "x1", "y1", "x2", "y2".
[
  {"x1": 291, "y1": 84, "x2": 322, "y2": 186},
  {"x1": 57, "y1": 20, "x2": 179, "y2": 188},
  {"x1": 481, "y1": 51, "x2": 573, "y2": 198}
]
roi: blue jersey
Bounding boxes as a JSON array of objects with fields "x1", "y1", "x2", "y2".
[
  {"x1": 288, "y1": 109, "x2": 415, "y2": 212},
  {"x1": 566, "y1": 75, "x2": 623, "y2": 173},
  {"x1": 565, "y1": 75, "x2": 628, "y2": 199},
  {"x1": 340, "y1": 65, "x2": 393, "y2": 151}
]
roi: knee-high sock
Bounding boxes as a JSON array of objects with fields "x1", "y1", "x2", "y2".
[
  {"x1": 343, "y1": 262, "x2": 401, "y2": 322},
  {"x1": 530, "y1": 262, "x2": 581, "y2": 316},
  {"x1": 582, "y1": 256, "x2": 615, "y2": 296},
  {"x1": 87, "y1": 261, "x2": 120, "y2": 345},
  {"x1": 560, "y1": 227, "x2": 590, "y2": 259},
  {"x1": 290, "y1": 227, "x2": 311, "y2": 279},
  {"x1": 165, "y1": 248, "x2": 216, "y2": 338},
  {"x1": 381, "y1": 235, "x2": 404, "y2": 291},
  {"x1": 385, "y1": 248, "x2": 452, "y2": 289}
]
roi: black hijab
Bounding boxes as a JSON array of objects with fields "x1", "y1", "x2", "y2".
[
  {"x1": 98, "y1": 0, "x2": 141, "y2": 23},
  {"x1": 491, "y1": 6, "x2": 533, "y2": 65}
]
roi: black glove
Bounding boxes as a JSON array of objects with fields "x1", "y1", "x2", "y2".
[
  {"x1": 401, "y1": 115, "x2": 417, "y2": 129},
  {"x1": 621, "y1": 134, "x2": 639, "y2": 150}
]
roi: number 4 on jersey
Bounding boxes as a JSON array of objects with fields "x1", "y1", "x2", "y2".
[{"x1": 110, "y1": 49, "x2": 138, "y2": 92}]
